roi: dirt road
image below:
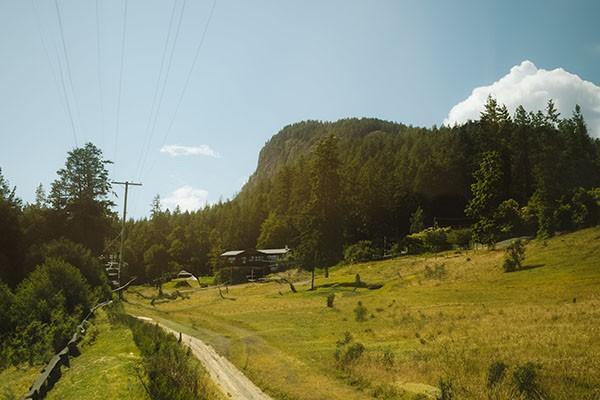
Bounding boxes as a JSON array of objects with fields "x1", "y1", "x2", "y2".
[{"x1": 136, "y1": 316, "x2": 272, "y2": 400}]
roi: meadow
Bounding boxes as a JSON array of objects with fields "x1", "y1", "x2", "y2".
[{"x1": 124, "y1": 227, "x2": 600, "y2": 400}]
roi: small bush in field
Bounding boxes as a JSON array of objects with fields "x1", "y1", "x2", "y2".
[
  {"x1": 334, "y1": 332, "x2": 365, "y2": 370},
  {"x1": 424, "y1": 264, "x2": 447, "y2": 280},
  {"x1": 326, "y1": 293, "x2": 335, "y2": 308},
  {"x1": 447, "y1": 228, "x2": 472, "y2": 249},
  {"x1": 381, "y1": 348, "x2": 395, "y2": 369},
  {"x1": 354, "y1": 301, "x2": 368, "y2": 322},
  {"x1": 503, "y1": 239, "x2": 526, "y2": 272},
  {"x1": 512, "y1": 362, "x2": 542, "y2": 399},
  {"x1": 344, "y1": 240, "x2": 378, "y2": 264},
  {"x1": 437, "y1": 378, "x2": 454, "y2": 400},
  {"x1": 487, "y1": 361, "x2": 508, "y2": 388}
]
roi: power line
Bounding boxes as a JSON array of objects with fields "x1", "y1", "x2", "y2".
[
  {"x1": 135, "y1": 0, "x2": 183, "y2": 179},
  {"x1": 142, "y1": 0, "x2": 217, "y2": 180},
  {"x1": 54, "y1": 0, "x2": 81, "y2": 145},
  {"x1": 114, "y1": 0, "x2": 129, "y2": 165},
  {"x1": 31, "y1": 0, "x2": 78, "y2": 148},
  {"x1": 95, "y1": 0, "x2": 105, "y2": 149}
]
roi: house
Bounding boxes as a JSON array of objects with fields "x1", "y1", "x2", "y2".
[
  {"x1": 219, "y1": 247, "x2": 291, "y2": 281},
  {"x1": 176, "y1": 270, "x2": 197, "y2": 280}
]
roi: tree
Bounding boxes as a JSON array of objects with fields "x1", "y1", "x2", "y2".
[
  {"x1": 49, "y1": 143, "x2": 114, "y2": 254},
  {"x1": 0, "y1": 168, "x2": 25, "y2": 286},
  {"x1": 409, "y1": 206, "x2": 425, "y2": 233},
  {"x1": 466, "y1": 151, "x2": 504, "y2": 246},
  {"x1": 296, "y1": 135, "x2": 343, "y2": 286},
  {"x1": 502, "y1": 239, "x2": 526, "y2": 272}
]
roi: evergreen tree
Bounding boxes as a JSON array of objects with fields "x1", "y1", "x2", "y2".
[
  {"x1": 466, "y1": 151, "x2": 504, "y2": 246},
  {"x1": 49, "y1": 143, "x2": 114, "y2": 254}
]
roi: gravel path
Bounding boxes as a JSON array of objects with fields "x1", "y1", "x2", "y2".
[{"x1": 136, "y1": 316, "x2": 272, "y2": 400}]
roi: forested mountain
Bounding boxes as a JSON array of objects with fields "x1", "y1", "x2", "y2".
[
  {"x1": 1, "y1": 97, "x2": 599, "y2": 365},
  {"x1": 121, "y1": 98, "x2": 600, "y2": 283}
]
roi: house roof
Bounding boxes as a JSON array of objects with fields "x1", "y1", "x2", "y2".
[
  {"x1": 257, "y1": 248, "x2": 290, "y2": 255},
  {"x1": 220, "y1": 248, "x2": 290, "y2": 257}
]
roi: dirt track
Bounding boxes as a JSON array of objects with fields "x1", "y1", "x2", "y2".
[{"x1": 136, "y1": 316, "x2": 272, "y2": 400}]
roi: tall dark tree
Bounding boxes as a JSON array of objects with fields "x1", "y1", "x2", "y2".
[
  {"x1": 465, "y1": 151, "x2": 504, "y2": 246},
  {"x1": 297, "y1": 135, "x2": 343, "y2": 287},
  {"x1": 49, "y1": 143, "x2": 114, "y2": 254},
  {"x1": 0, "y1": 168, "x2": 24, "y2": 286}
]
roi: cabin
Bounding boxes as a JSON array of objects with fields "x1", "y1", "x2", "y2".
[
  {"x1": 176, "y1": 270, "x2": 197, "y2": 280},
  {"x1": 219, "y1": 247, "x2": 291, "y2": 281}
]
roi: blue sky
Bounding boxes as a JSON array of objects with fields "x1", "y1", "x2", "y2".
[{"x1": 1, "y1": 0, "x2": 599, "y2": 218}]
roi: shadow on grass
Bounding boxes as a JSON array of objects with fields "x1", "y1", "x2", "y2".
[
  {"x1": 507, "y1": 263, "x2": 545, "y2": 273},
  {"x1": 315, "y1": 282, "x2": 384, "y2": 290}
]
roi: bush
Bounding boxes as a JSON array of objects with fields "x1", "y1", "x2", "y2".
[
  {"x1": 354, "y1": 301, "x2": 368, "y2": 322},
  {"x1": 381, "y1": 348, "x2": 395, "y2": 369},
  {"x1": 424, "y1": 264, "x2": 447, "y2": 280},
  {"x1": 503, "y1": 239, "x2": 526, "y2": 272},
  {"x1": 8, "y1": 259, "x2": 91, "y2": 364},
  {"x1": 407, "y1": 227, "x2": 450, "y2": 253},
  {"x1": 326, "y1": 293, "x2": 335, "y2": 308},
  {"x1": 512, "y1": 362, "x2": 543, "y2": 399},
  {"x1": 437, "y1": 378, "x2": 454, "y2": 400},
  {"x1": 487, "y1": 361, "x2": 508, "y2": 388},
  {"x1": 344, "y1": 241, "x2": 378, "y2": 264},
  {"x1": 115, "y1": 312, "x2": 207, "y2": 400},
  {"x1": 32, "y1": 239, "x2": 109, "y2": 290},
  {"x1": 446, "y1": 228, "x2": 472, "y2": 249},
  {"x1": 334, "y1": 332, "x2": 365, "y2": 371}
]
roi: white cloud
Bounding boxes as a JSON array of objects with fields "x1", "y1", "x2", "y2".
[
  {"x1": 160, "y1": 144, "x2": 220, "y2": 158},
  {"x1": 444, "y1": 60, "x2": 600, "y2": 137},
  {"x1": 163, "y1": 186, "x2": 208, "y2": 212}
]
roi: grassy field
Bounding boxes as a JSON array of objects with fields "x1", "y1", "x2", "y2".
[
  {"x1": 45, "y1": 309, "x2": 149, "y2": 400},
  {"x1": 0, "y1": 365, "x2": 40, "y2": 400},
  {"x1": 124, "y1": 227, "x2": 600, "y2": 400}
]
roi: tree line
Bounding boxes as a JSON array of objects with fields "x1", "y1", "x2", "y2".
[
  {"x1": 1, "y1": 98, "x2": 599, "y2": 295},
  {"x1": 121, "y1": 98, "x2": 600, "y2": 286}
]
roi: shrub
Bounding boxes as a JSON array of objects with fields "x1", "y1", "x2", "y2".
[
  {"x1": 512, "y1": 362, "x2": 542, "y2": 399},
  {"x1": 344, "y1": 241, "x2": 378, "y2": 264},
  {"x1": 487, "y1": 361, "x2": 508, "y2": 388},
  {"x1": 446, "y1": 228, "x2": 472, "y2": 249},
  {"x1": 8, "y1": 259, "x2": 91, "y2": 364},
  {"x1": 116, "y1": 313, "x2": 207, "y2": 400},
  {"x1": 354, "y1": 301, "x2": 368, "y2": 322},
  {"x1": 334, "y1": 332, "x2": 365, "y2": 371},
  {"x1": 33, "y1": 239, "x2": 109, "y2": 290},
  {"x1": 424, "y1": 264, "x2": 447, "y2": 280},
  {"x1": 503, "y1": 239, "x2": 526, "y2": 272},
  {"x1": 437, "y1": 378, "x2": 454, "y2": 400},
  {"x1": 326, "y1": 293, "x2": 335, "y2": 308},
  {"x1": 407, "y1": 227, "x2": 450, "y2": 253},
  {"x1": 381, "y1": 348, "x2": 395, "y2": 369}
]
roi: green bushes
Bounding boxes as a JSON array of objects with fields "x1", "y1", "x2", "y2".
[
  {"x1": 354, "y1": 301, "x2": 368, "y2": 322},
  {"x1": 503, "y1": 240, "x2": 526, "y2": 272},
  {"x1": 407, "y1": 227, "x2": 450, "y2": 253},
  {"x1": 3, "y1": 259, "x2": 92, "y2": 365},
  {"x1": 114, "y1": 313, "x2": 208, "y2": 400},
  {"x1": 344, "y1": 241, "x2": 378, "y2": 264},
  {"x1": 485, "y1": 361, "x2": 544, "y2": 399},
  {"x1": 334, "y1": 332, "x2": 365, "y2": 371},
  {"x1": 446, "y1": 228, "x2": 472, "y2": 249}
]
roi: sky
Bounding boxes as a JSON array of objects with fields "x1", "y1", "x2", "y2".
[{"x1": 1, "y1": 0, "x2": 599, "y2": 218}]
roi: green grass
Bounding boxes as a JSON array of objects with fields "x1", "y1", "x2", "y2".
[
  {"x1": 124, "y1": 227, "x2": 600, "y2": 400},
  {"x1": 0, "y1": 365, "x2": 40, "y2": 400},
  {"x1": 45, "y1": 309, "x2": 149, "y2": 400}
]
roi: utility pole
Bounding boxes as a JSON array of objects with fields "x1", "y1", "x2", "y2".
[{"x1": 112, "y1": 181, "x2": 142, "y2": 286}]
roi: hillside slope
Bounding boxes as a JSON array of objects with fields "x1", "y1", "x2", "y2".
[{"x1": 125, "y1": 227, "x2": 600, "y2": 400}]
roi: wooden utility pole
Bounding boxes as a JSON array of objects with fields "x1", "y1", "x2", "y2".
[{"x1": 113, "y1": 181, "x2": 142, "y2": 286}]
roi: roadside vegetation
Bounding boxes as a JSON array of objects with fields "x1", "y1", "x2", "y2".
[{"x1": 125, "y1": 227, "x2": 600, "y2": 399}]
